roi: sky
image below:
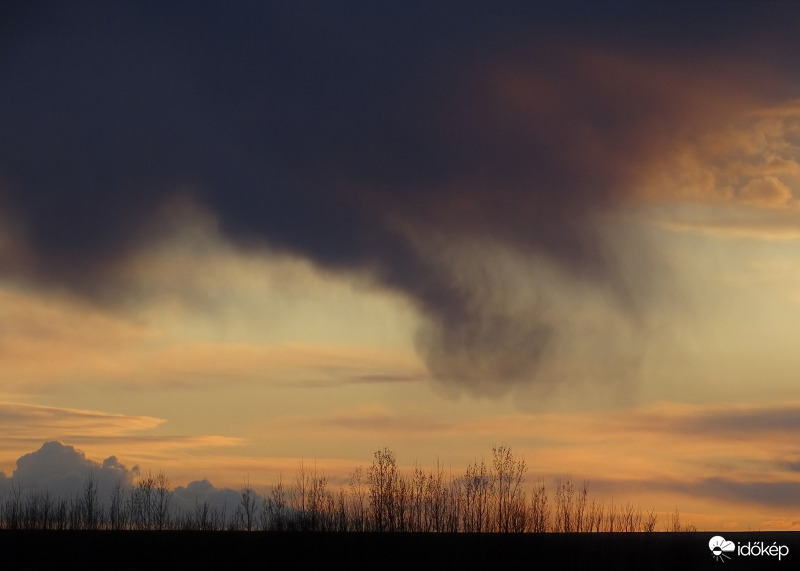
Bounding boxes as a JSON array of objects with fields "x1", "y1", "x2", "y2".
[{"x1": 2, "y1": 0, "x2": 800, "y2": 530}]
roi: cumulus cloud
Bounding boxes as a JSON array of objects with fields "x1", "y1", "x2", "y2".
[
  {"x1": 1, "y1": 2, "x2": 799, "y2": 395},
  {"x1": 0, "y1": 441, "x2": 134, "y2": 499},
  {"x1": 0, "y1": 403, "x2": 244, "y2": 481},
  {"x1": 172, "y1": 479, "x2": 260, "y2": 517},
  {"x1": 0, "y1": 441, "x2": 278, "y2": 527},
  {"x1": 0, "y1": 441, "x2": 260, "y2": 523}
]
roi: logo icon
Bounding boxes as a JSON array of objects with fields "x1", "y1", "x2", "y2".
[{"x1": 709, "y1": 536, "x2": 736, "y2": 562}]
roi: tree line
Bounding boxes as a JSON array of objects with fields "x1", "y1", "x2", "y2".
[{"x1": 0, "y1": 446, "x2": 693, "y2": 532}]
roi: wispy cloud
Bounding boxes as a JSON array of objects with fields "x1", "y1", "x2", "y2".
[
  {"x1": 291, "y1": 373, "x2": 427, "y2": 389},
  {"x1": 0, "y1": 282, "x2": 424, "y2": 392},
  {"x1": 643, "y1": 203, "x2": 800, "y2": 241},
  {"x1": 0, "y1": 402, "x2": 163, "y2": 437},
  {"x1": 593, "y1": 476, "x2": 800, "y2": 509},
  {"x1": 0, "y1": 403, "x2": 244, "y2": 481},
  {"x1": 323, "y1": 412, "x2": 451, "y2": 434}
]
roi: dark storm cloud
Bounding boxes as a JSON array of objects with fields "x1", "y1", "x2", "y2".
[{"x1": 2, "y1": 1, "x2": 799, "y2": 394}]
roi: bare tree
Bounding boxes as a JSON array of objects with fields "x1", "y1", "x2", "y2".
[
  {"x1": 153, "y1": 471, "x2": 172, "y2": 530},
  {"x1": 554, "y1": 477, "x2": 575, "y2": 532},
  {"x1": 24, "y1": 490, "x2": 54, "y2": 530},
  {"x1": 54, "y1": 498, "x2": 68, "y2": 530},
  {"x1": 586, "y1": 499, "x2": 604, "y2": 533},
  {"x1": 492, "y1": 446, "x2": 526, "y2": 532},
  {"x1": 3, "y1": 485, "x2": 23, "y2": 530},
  {"x1": 129, "y1": 472, "x2": 155, "y2": 530},
  {"x1": 237, "y1": 480, "x2": 258, "y2": 532},
  {"x1": 108, "y1": 477, "x2": 128, "y2": 530},
  {"x1": 368, "y1": 447, "x2": 398, "y2": 532},
  {"x1": 644, "y1": 507, "x2": 658, "y2": 532},
  {"x1": 265, "y1": 474, "x2": 288, "y2": 531},
  {"x1": 668, "y1": 506, "x2": 691, "y2": 532},
  {"x1": 394, "y1": 474, "x2": 410, "y2": 532},
  {"x1": 81, "y1": 472, "x2": 99, "y2": 529},
  {"x1": 295, "y1": 461, "x2": 309, "y2": 530},
  {"x1": 425, "y1": 458, "x2": 447, "y2": 533},
  {"x1": 334, "y1": 489, "x2": 348, "y2": 532},
  {"x1": 307, "y1": 465, "x2": 331, "y2": 531},
  {"x1": 529, "y1": 479, "x2": 550, "y2": 532},
  {"x1": 462, "y1": 458, "x2": 490, "y2": 532},
  {"x1": 410, "y1": 463, "x2": 427, "y2": 532},
  {"x1": 348, "y1": 466, "x2": 368, "y2": 532}
]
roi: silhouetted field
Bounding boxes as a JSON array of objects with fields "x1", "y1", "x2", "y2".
[
  {"x1": 0, "y1": 530, "x2": 797, "y2": 570},
  {"x1": 0, "y1": 447, "x2": 685, "y2": 533},
  {"x1": 3, "y1": 446, "x2": 796, "y2": 569}
]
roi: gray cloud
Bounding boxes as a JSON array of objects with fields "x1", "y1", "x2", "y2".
[
  {"x1": 591, "y1": 476, "x2": 800, "y2": 509},
  {"x1": 634, "y1": 405, "x2": 800, "y2": 438},
  {"x1": 1, "y1": 2, "x2": 798, "y2": 395},
  {"x1": 685, "y1": 408, "x2": 800, "y2": 436},
  {"x1": 0, "y1": 441, "x2": 258, "y2": 515},
  {"x1": 673, "y1": 478, "x2": 800, "y2": 509},
  {"x1": 0, "y1": 441, "x2": 133, "y2": 500},
  {"x1": 776, "y1": 461, "x2": 800, "y2": 473},
  {"x1": 172, "y1": 479, "x2": 261, "y2": 518}
]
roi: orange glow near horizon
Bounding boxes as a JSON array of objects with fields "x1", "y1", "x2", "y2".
[{"x1": 4, "y1": 4, "x2": 800, "y2": 533}]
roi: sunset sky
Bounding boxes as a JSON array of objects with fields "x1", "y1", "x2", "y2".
[{"x1": 2, "y1": 0, "x2": 800, "y2": 530}]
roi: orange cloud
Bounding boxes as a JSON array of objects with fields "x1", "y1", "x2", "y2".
[
  {"x1": 0, "y1": 280, "x2": 423, "y2": 393},
  {"x1": 638, "y1": 98, "x2": 800, "y2": 223},
  {"x1": 0, "y1": 401, "x2": 163, "y2": 437},
  {"x1": 0, "y1": 403, "x2": 244, "y2": 483},
  {"x1": 739, "y1": 176, "x2": 795, "y2": 207},
  {"x1": 641, "y1": 202, "x2": 800, "y2": 240}
]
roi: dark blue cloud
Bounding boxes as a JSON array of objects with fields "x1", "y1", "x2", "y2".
[{"x1": 2, "y1": 1, "x2": 798, "y2": 393}]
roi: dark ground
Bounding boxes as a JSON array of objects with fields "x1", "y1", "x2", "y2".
[{"x1": 0, "y1": 531, "x2": 796, "y2": 570}]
